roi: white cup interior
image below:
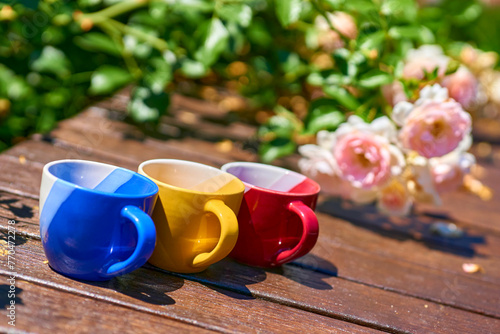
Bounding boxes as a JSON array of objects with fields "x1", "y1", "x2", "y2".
[
  {"x1": 222, "y1": 162, "x2": 309, "y2": 193},
  {"x1": 139, "y1": 159, "x2": 240, "y2": 193}
]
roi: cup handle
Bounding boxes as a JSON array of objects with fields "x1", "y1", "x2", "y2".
[
  {"x1": 102, "y1": 205, "x2": 157, "y2": 278},
  {"x1": 191, "y1": 199, "x2": 239, "y2": 268},
  {"x1": 275, "y1": 201, "x2": 319, "y2": 265}
]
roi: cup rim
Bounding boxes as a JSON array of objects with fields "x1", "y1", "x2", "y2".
[
  {"x1": 138, "y1": 159, "x2": 245, "y2": 196},
  {"x1": 221, "y1": 162, "x2": 321, "y2": 196},
  {"x1": 43, "y1": 159, "x2": 159, "y2": 199}
]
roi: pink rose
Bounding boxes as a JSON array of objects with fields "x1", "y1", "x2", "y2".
[
  {"x1": 377, "y1": 178, "x2": 413, "y2": 217},
  {"x1": 403, "y1": 45, "x2": 449, "y2": 80},
  {"x1": 431, "y1": 151, "x2": 475, "y2": 193},
  {"x1": 432, "y1": 163, "x2": 464, "y2": 193},
  {"x1": 317, "y1": 30, "x2": 344, "y2": 53},
  {"x1": 442, "y1": 67, "x2": 478, "y2": 108},
  {"x1": 399, "y1": 100, "x2": 471, "y2": 158},
  {"x1": 329, "y1": 12, "x2": 358, "y2": 40},
  {"x1": 382, "y1": 81, "x2": 408, "y2": 107},
  {"x1": 333, "y1": 132, "x2": 392, "y2": 189}
]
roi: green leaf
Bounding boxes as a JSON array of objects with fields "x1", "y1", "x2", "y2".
[
  {"x1": 306, "y1": 111, "x2": 345, "y2": 134},
  {"x1": 258, "y1": 115, "x2": 296, "y2": 139},
  {"x1": 307, "y1": 72, "x2": 324, "y2": 86},
  {"x1": 381, "y1": 0, "x2": 417, "y2": 22},
  {"x1": 0, "y1": 66, "x2": 32, "y2": 100},
  {"x1": 259, "y1": 138, "x2": 297, "y2": 163},
  {"x1": 358, "y1": 70, "x2": 393, "y2": 89},
  {"x1": 275, "y1": 0, "x2": 302, "y2": 27},
  {"x1": 344, "y1": 0, "x2": 377, "y2": 14},
  {"x1": 388, "y1": 25, "x2": 435, "y2": 43},
  {"x1": 304, "y1": 99, "x2": 345, "y2": 134},
  {"x1": 143, "y1": 58, "x2": 172, "y2": 94},
  {"x1": 334, "y1": 49, "x2": 367, "y2": 78},
  {"x1": 128, "y1": 86, "x2": 170, "y2": 122},
  {"x1": 324, "y1": 71, "x2": 347, "y2": 85},
  {"x1": 453, "y1": 3, "x2": 482, "y2": 25},
  {"x1": 323, "y1": 85, "x2": 360, "y2": 110},
  {"x1": 181, "y1": 59, "x2": 208, "y2": 78},
  {"x1": 169, "y1": 0, "x2": 214, "y2": 12},
  {"x1": 88, "y1": 66, "x2": 133, "y2": 95},
  {"x1": 218, "y1": 4, "x2": 253, "y2": 27},
  {"x1": 333, "y1": 48, "x2": 350, "y2": 76},
  {"x1": 195, "y1": 18, "x2": 229, "y2": 67},
  {"x1": 43, "y1": 88, "x2": 70, "y2": 108},
  {"x1": 30, "y1": 46, "x2": 71, "y2": 78},
  {"x1": 19, "y1": 0, "x2": 40, "y2": 9},
  {"x1": 323, "y1": 0, "x2": 344, "y2": 9},
  {"x1": 258, "y1": 105, "x2": 302, "y2": 139},
  {"x1": 74, "y1": 33, "x2": 123, "y2": 56},
  {"x1": 247, "y1": 20, "x2": 273, "y2": 47},
  {"x1": 123, "y1": 25, "x2": 157, "y2": 59},
  {"x1": 359, "y1": 30, "x2": 386, "y2": 52},
  {"x1": 36, "y1": 109, "x2": 56, "y2": 133}
]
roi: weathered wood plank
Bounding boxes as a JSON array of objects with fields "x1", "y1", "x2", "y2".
[
  {"x1": 0, "y1": 192, "x2": 39, "y2": 238},
  {"x1": 0, "y1": 274, "x2": 217, "y2": 334},
  {"x1": 0, "y1": 237, "x2": 382, "y2": 334},
  {"x1": 318, "y1": 197, "x2": 500, "y2": 258},
  {"x1": 4, "y1": 139, "x2": 500, "y2": 262},
  {"x1": 49, "y1": 115, "x2": 246, "y2": 168},
  {"x1": 309, "y1": 212, "x2": 500, "y2": 283},
  {"x1": 3, "y1": 139, "x2": 500, "y2": 274},
  {"x1": 54, "y1": 107, "x2": 500, "y2": 235},
  {"x1": 7, "y1": 139, "x2": 138, "y2": 171},
  {"x1": 1, "y1": 100, "x2": 499, "y2": 330},
  {"x1": 175, "y1": 260, "x2": 500, "y2": 334},
  {"x1": 2, "y1": 184, "x2": 500, "y2": 321},
  {"x1": 96, "y1": 91, "x2": 246, "y2": 124},
  {"x1": 2, "y1": 139, "x2": 500, "y2": 316},
  {"x1": 0, "y1": 154, "x2": 42, "y2": 199},
  {"x1": 473, "y1": 118, "x2": 500, "y2": 144},
  {"x1": 301, "y1": 233, "x2": 500, "y2": 317}
]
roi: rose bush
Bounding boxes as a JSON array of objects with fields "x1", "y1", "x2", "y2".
[
  {"x1": 0, "y1": 0, "x2": 497, "y2": 215},
  {"x1": 298, "y1": 84, "x2": 478, "y2": 215}
]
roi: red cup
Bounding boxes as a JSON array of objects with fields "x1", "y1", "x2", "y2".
[{"x1": 221, "y1": 162, "x2": 320, "y2": 267}]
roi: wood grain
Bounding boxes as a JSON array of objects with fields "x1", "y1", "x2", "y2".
[
  {"x1": 176, "y1": 260, "x2": 500, "y2": 334},
  {"x1": 1, "y1": 185, "x2": 499, "y2": 319},
  {"x1": 1, "y1": 139, "x2": 500, "y2": 319},
  {"x1": 52, "y1": 106, "x2": 256, "y2": 166},
  {"x1": 0, "y1": 238, "x2": 381, "y2": 334},
  {"x1": 0, "y1": 274, "x2": 217, "y2": 334},
  {"x1": 54, "y1": 107, "x2": 500, "y2": 235},
  {"x1": 1, "y1": 92, "x2": 499, "y2": 333}
]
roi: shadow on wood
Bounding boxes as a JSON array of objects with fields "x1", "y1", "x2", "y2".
[
  {"x1": 0, "y1": 230, "x2": 28, "y2": 247},
  {"x1": 0, "y1": 285, "x2": 23, "y2": 309},
  {"x1": 87, "y1": 268, "x2": 184, "y2": 306},
  {"x1": 318, "y1": 197, "x2": 486, "y2": 258},
  {"x1": 172, "y1": 256, "x2": 337, "y2": 300},
  {"x1": 0, "y1": 194, "x2": 34, "y2": 220}
]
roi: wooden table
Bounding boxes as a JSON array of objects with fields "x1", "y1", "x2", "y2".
[{"x1": 1, "y1": 90, "x2": 499, "y2": 333}]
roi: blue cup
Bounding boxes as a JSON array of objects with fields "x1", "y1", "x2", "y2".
[{"x1": 39, "y1": 159, "x2": 159, "y2": 281}]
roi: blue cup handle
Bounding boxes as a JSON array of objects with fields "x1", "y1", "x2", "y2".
[{"x1": 101, "y1": 205, "x2": 156, "y2": 278}]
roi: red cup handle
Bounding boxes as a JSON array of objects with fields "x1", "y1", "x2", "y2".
[{"x1": 275, "y1": 200, "x2": 319, "y2": 265}]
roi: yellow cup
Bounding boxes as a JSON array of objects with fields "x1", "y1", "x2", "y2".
[{"x1": 138, "y1": 159, "x2": 245, "y2": 273}]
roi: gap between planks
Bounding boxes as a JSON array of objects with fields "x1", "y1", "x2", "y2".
[
  {"x1": 1, "y1": 199, "x2": 500, "y2": 322},
  {"x1": 0, "y1": 241, "x2": 385, "y2": 334}
]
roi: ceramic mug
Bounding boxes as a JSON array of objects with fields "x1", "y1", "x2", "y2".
[
  {"x1": 39, "y1": 159, "x2": 158, "y2": 281},
  {"x1": 221, "y1": 162, "x2": 320, "y2": 267},
  {"x1": 138, "y1": 159, "x2": 245, "y2": 273}
]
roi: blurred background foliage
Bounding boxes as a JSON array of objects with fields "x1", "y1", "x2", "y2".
[{"x1": 0, "y1": 0, "x2": 499, "y2": 160}]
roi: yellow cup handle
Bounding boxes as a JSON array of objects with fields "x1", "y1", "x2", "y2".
[{"x1": 191, "y1": 199, "x2": 239, "y2": 268}]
